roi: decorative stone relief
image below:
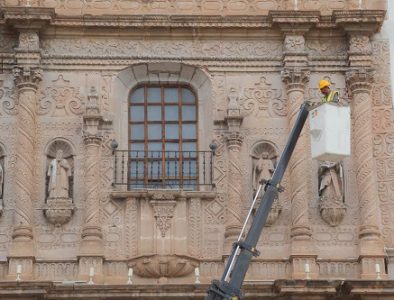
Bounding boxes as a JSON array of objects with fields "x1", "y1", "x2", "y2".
[
  {"x1": 238, "y1": 76, "x2": 286, "y2": 118},
  {"x1": 306, "y1": 38, "x2": 348, "y2": 57},
  {"x1": 130, "y1": 254, "x2": 198, "y2": 278},
  {"x1": 349, "y1": 35, "x2": 372, "y2": 54},
  {"x1": 38, "y1": 74, "x2": 84, "y2": 116},
  {"x1": 318, "y1": 161, "x2": 346, "y2": 227},
  {"x1": 14, "y1": 0, "x2": 288, "y2": 15},
  {"x1": 42, "y1": 39, "x2": 283, "y2": 59},
  {"x1": 18, "y1": 31, "x2": 39, "y2": 51},
  {"x1": 0, "y1": 79, "x2": 17, "y2": 116},
  {"x1": 284, "y1": 35, "x2": 305, "y2": 52},
  {"x1": 150, "y1": 200, "x2": 176, "y2": 238}
]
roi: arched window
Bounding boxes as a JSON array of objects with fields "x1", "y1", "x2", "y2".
[{"x1": 128, "y1": 84, "x2": 198, "y2": 189}]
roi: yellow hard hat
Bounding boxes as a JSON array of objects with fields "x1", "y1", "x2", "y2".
[{"x1": 319, "y1": 79, "x2": 330, "y2": 90}]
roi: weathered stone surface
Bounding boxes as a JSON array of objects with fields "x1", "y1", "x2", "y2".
[{"x1": 0, "y1": 2, "x2": 392, "y2": 299}]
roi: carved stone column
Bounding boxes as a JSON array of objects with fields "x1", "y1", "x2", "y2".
[
  {"x1": 9, "y1": 66, "x2": 42, "y2": 262},
  {"x1": 346, "y1": 68, "x2": 385, "y2": 278},
  {"x1": 223, "y1": 89, "x2": 244, "y2": 253},
  {"x1": 79, "y1": 88, "x2": 104, "y2": 282},
  {"x1": 282, "y1": 67, "x2": 316, "y2": 278}
]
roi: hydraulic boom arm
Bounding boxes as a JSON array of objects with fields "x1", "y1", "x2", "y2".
[{"x1": 206, "y1": 102, "x2": 311, "y2": 300}]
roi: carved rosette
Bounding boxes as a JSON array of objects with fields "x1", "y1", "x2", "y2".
[
  {"x1": 282, "y1": 68, "x2": 312, "y2": 240},
  {"x1": 150, "y1": 200, "x2": 176, "y2": 237},
  {"x1": 129, "y1": 255, "x2": 198, "y2": 278},
  {"x1": 44, "y1": 197, "x2": 74, "y2": 225},
  {"x1": 346, "y1": 69, "x2": 382, "y2": 242}
]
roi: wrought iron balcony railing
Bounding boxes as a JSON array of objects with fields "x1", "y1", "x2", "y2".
[{"x1": 113, "y1": 150, "x2": 214, "y2": 190}]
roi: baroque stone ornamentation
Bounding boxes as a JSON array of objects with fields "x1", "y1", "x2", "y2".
[
  {"x1": 150, "y1": 200, "x2": 176, "y2": 237},
  {"x1": 44, "y1": 140, "x2": 75, "y2": 225},
  {"x1": 318, "y1": 162, "x2": 346, "y2": 227},
  {"x1": 129, "y1": 254, "x2": 198, "y2": 278},
  {"x1": 13, "y1": 66, "x2": 42, "y2": 90},
  {"x1": 239, "y1": 76, "x2": 287, "y2": 118},
  {"x1": 284, "y1": 35, "x2": 305, "y2": 52},
  {"x1": 37, "y1": 74, "x2": 84, "y2": 116},
  {"x1": 251, "y1": 141, "x2": 282, "y2": 226},
  {"x1": 18, "y1": 31, "x2": 39, "y2": 51},
  {"x1": 349, "y1": 34, "x2": 372, "y2": 55},
  {"x1": 281, "y1": 68, "x2": 310, "y2": 93}
]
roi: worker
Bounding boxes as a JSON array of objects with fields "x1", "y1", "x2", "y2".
[{"x1": 319, "y1": 79, "x2": 339, "y2": 103}]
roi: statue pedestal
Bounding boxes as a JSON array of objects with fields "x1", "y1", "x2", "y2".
[{"x1": 44, "y1": 197, "x2": 74, "y2": 225}]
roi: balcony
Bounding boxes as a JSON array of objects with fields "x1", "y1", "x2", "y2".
[{"x1": 113, "y1": 150, "x2": 214, "y2": 191}]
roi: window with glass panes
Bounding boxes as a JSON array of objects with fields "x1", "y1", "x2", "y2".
[{"x1": 129, "y1": 85, "x2": 198, "y2": 189}]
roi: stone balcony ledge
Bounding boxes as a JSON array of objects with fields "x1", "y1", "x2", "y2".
[{"x1": 1, "y1": 280, "x2": 394, "y2": 299}]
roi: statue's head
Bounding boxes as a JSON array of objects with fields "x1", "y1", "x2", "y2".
[
  {"x1": 261, "y1": 152, "x2": 269, "y2": 159},
  {"x1": 56, "y1": 149, "x2": 64, "y2": 160}
]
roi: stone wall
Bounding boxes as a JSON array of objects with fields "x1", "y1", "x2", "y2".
[{"x1": 0, "y1": 2, "x2": 392, "y2": 290}]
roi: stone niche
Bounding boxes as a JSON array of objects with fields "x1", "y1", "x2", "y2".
[
  {"x1": 250, "y1": 141, "x2": 281, "y2": 226},
  {"x1": 43, "y1": 139, "x2": 75, "y2": 226},
  {"x1": 111, "y1": 189, "x2": 215, "y2": 279}
]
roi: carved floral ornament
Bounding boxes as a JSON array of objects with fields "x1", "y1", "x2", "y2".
[
  {"x1": 349, "y1": 34, "x2": 372, "y2": 54},
  {"x1": 284, "y1": 35, "x2": 305, "y2": 53}
]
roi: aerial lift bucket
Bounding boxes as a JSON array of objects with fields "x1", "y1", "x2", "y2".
[{"x1": 309, "y1": 103, "x2": 351, "y2": 161}]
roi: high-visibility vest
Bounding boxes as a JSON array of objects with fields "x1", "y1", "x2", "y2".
[{"x1": 322, "y1": 90, "x2": 339, "y2": 103}]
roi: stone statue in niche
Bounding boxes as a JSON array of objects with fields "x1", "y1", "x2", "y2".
[
  {"x1": 44, "y1": 146, "x2": 74, "y2": 225},
  {"x1": 252, "y1": 151, "x2": 274, "y2": 193},
  {"x1": 251, "y1": 143, "x2": 281, "y2": 226},
  {"x1": 47, "y1": 149, "x2": 72, "y2": 199},
  {"x1": 318, "y1": 161, "x2": 346, "y2": 226}
]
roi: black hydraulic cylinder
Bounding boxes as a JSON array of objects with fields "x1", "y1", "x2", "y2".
[{"x1": 206, "y1": 102, "x2": 311, "y2": 300}]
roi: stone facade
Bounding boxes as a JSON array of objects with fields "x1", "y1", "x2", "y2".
[{"x1": 0, "y1": 0, "x2": 393, "y2": 298}]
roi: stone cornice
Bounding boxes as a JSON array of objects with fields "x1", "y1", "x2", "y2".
[
  {"x1": 2, "y1": 7, "x2": 54, "y2": 29},
  {"x1": 333, "y1": 10, "x2": 386, "y2": 34},
  {"x1": 0, "y1": 9, "x2": 386, "y2": 30}
]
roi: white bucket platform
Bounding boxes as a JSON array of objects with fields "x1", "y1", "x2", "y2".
[{"x1": 309, "y1": 102, "x2": 351, "y2": 161}]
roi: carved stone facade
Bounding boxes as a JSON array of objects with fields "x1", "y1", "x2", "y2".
[{"x1": 0, "y1": 1, "x2": 393, "y2": 298}]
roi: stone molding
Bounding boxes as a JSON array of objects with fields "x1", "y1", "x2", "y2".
[{"x1": 0, "y1": 9, "x2": 385, "y2": 30}]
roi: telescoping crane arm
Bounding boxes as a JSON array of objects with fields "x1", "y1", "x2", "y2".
[{"x1": 206, "y1": 102, "x2": 311, "y2": 300}]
